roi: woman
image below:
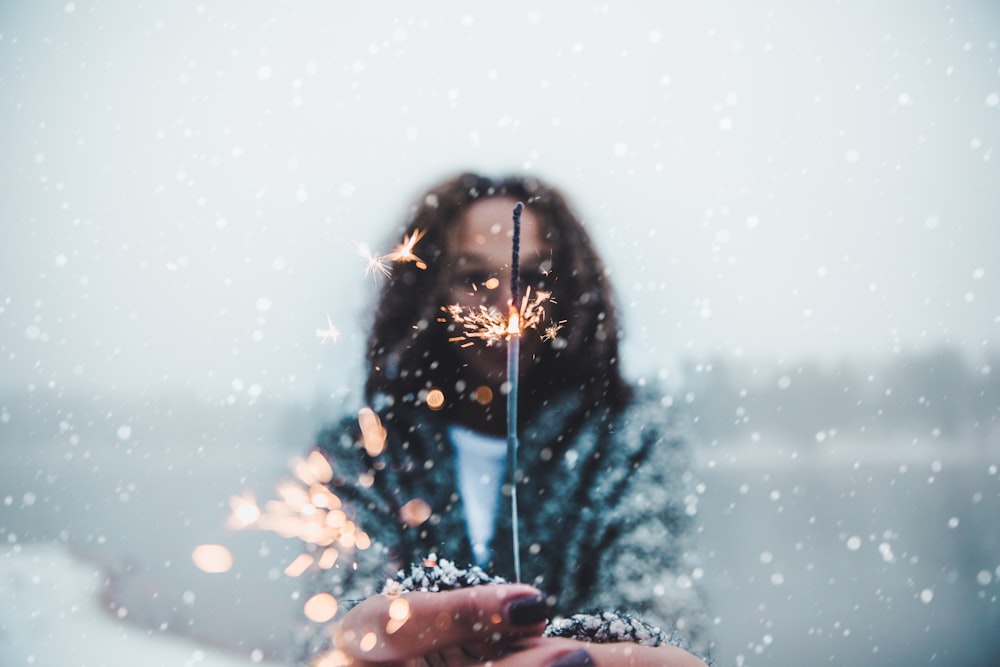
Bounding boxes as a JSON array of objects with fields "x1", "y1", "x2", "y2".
[{"x1": 306, "y1": 173, "x2": 710, "y2": 666}]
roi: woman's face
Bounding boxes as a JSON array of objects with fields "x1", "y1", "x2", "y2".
[{"x1": 443, "y1": 196, "x2": 553, "y2": 387}]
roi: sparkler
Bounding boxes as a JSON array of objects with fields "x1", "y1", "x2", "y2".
[
  {"x1": 231, "y1": 208, "x2": 554, "y2": 653},
  {"x1": 507, "y1": 201, "x2": 524, "y2": 583},
  {"x1": 441, "y1": 201, "x2": 560, "y2": 582},
  {"x1": 228, "y1": 213, "x2": 554, "y2": 661}
]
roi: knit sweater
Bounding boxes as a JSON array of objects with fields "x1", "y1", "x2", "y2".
[{"x1": 305, "y1": 387, "x2": 712, "y2": 658}]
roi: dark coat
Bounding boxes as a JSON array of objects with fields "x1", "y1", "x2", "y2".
[{"x1": 307, "y1": 387, "x2": 711, "y2": 655}]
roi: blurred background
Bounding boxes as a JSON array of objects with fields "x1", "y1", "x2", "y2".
[{"x1": 1, "y1": 1, "x2": 998, "y2": 665}]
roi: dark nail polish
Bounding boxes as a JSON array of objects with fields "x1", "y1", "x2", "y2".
[
  {"x1": 549, "y1": 649, "x2": 595, "y2": 667},
  {"x1": 506, "y1": 593, "x2": 550, "y2": 626}
]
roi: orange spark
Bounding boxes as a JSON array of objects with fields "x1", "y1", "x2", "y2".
[
  {"x1": 425, "y1": 388, "x2": 445, "y2": 410},
  {"x1": 474, "y1": 385, "x2": 493, "y2": 405},
  {"x1": 317, "y1": 547, "x2": 339, "y2": 569},
  {"x1": 357, "y1": 243, "x2": 391, "y2": 281},
  {"x1": 191, "y1": 544, "x2": 234, "y2": 573},
  {"x1": 359, "y1": 632, "x2": 378, "y2": 652},
  {"x1": 399, "y1": 498, "x2": 432, "y2": 527},
  {"x1": 541, "y1": 320, "x2": 567, "y2": 342},
  {"x1": 312, "y1": 649, "x2": 352, "y2": 667},
  {"x1": 227, "y1": 492, "x2": 261, "y2": 529},
  {"x1": 303, "y1": 593, "x2": 339, "y2": 623},
  {"x1": 285, "y1": 553, "x2": 315, "y2": 577},
  {"x1": 386, "y1": 597, "x2": 412, "y2": 634},
  {"x1": 386, "y1": 228, "x2": 427, "y2": 268},
  {"x1": 358, "y1": 407, "x2": 386, "y2": 456}
]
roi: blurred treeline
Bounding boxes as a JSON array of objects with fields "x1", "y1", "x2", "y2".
[
  {"x1": 3, "y1": 345, "x2": 997, "y2": 452},
  {"x1": 682, "y1": 345, "x2": 999, "y2": 447}
]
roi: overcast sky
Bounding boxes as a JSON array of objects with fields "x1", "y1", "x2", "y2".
[{"x1": 2, "y1": 1, "x2": 998, "y2": 401}]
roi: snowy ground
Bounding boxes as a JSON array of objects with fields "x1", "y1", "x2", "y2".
[
  {"x1": 695, "y1": 441, "x2": 1000, "y2": 666},
  {"x1": 0, "y1": 543, "x2": 263, "y2": 667},
  {"x1": 1, "y1": 395, "x2": 998, "y2": 666}
]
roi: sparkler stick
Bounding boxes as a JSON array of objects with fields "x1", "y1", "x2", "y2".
[
  {"x1": 507, "y1": 201, "x2": 523, "y2": 583},
  {"x1": 443, "y1": 201, "x2": 559, "y2": 581}
]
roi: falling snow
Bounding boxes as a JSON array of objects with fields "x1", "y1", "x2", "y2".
[{"x1": 2, "y1": 2, "x2": 999, "y2": 667}]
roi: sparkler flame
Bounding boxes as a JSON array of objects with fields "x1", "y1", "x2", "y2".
[
  {"x1": 507, "y1": 306, "x2": 520, "y2": 336},
  {"x1": 443, "y1": 287, "x2": 551, "y2": 347}
]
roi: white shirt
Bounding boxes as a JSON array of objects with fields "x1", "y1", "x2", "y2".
[{"x1": 448, "y1": 425, "x2": 507, "y2": 566}]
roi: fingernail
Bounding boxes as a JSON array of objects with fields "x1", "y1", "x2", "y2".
[
  {"x1": 549, "y1": 649, "x2": 595, "y2": 667},
  {"x1": 505, "y1": 593, "x2": 550, "y2": 626}
]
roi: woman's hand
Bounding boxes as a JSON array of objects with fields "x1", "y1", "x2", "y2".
[
  {"x1": 486, "y1": 637, "x2": 709, "y2": 667},
  {"x1": 332, "y1": 583, "x2": 550, "y2": 666},
  {"x1": 329, "y1": 585, "x2": 707, "y2": 667}
]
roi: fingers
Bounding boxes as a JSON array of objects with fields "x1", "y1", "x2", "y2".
[
  {"x1": 487, "y1": 637, "x2": 709, "y2": 667},
  {"x1": 334, "y1": 584, "x2": 550, "y2": 663}
]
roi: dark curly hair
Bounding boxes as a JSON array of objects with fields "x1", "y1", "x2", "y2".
[{"x1": 365, "y1": 172, "x2": 631, "y2": 425}]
